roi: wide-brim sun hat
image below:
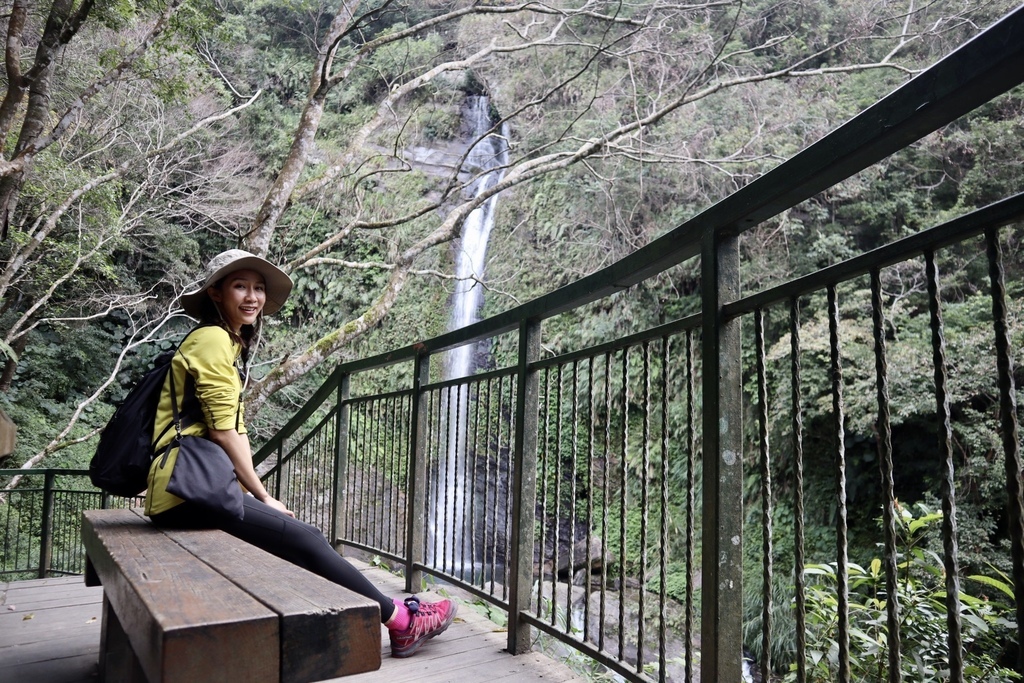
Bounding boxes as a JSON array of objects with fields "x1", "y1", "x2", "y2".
[{"x1": 180, "y1": 249, "x2": 293, "y2": 318}]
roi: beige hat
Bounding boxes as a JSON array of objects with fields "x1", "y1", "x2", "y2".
[{"x1": 180, "y1": 249, "x2": 293, "y2": 318}]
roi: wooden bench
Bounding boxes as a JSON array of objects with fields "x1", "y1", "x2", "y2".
[{"x1": 82, "y1": 508, "x2": 381, "y2": 683}]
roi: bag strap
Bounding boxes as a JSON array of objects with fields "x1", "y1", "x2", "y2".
[
  {"x1": 151, "y1": 325, "x2": 211, "y2": 453},
  {"x1": 165, "y1": 325, "x2": 243, "y2": 444}
]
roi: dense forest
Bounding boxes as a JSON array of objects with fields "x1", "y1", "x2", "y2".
[{"x1": 2, "y1": 0, "x2": 1023, "y2": 677}]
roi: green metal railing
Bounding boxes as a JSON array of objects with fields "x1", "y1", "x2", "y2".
[
  {"x1": 253, "y1": 8, "x2": 1024, "y2": 683},
  {"x1": 2, "y1": 7, "x2": 1023, "y2": 683},
  {"x1": 0, "y1": 469, "x2": 141, "y2": 579}
]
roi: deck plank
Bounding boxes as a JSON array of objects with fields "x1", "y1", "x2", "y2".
[{"x1": 1, "y1": 561, "x2": 582, "y2": 683}]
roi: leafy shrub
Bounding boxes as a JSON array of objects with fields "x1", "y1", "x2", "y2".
[{"x1": 791, "y1": 505, "x2": 1019, "y2": 682}]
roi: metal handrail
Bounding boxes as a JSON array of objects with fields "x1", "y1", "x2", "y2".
[
  {"x1": 251, "y1": 8, "x2": 1024, "y2": 681},
  {"x1": 2, "y1": 7, "x2": 1022, "y2": 683}
]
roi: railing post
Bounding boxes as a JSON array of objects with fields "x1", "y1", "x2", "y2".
[
  {"x1": 987, "y1": 226, "x2": 1024, "y2": 675},
  {"x1": 700, "y1": 229, "x2": 744, "y2": 682},
  {"x1": 332, "y1": 372, "x2": 351, "y2": 549},
  {"x1": 508, "y1": 318, "x2": 541, "y2": 654},
  {"x1": 39, "y1": 471, "x2": 55, "y2": 578},
  {"x1": 405, "y1": 353, "x2": 430, "y2": 591}
]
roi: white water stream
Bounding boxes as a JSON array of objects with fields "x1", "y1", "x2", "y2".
[
  {"x1": 429, "y1": 96, "x2": 509, "y2": 572},
  {"x1": 446, "y1": 96, "x2": 509, "y2": 380}
]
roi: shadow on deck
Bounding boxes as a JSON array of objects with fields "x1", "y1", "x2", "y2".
[{"x1": 0, "y1": 558, "x2": 583, "y2": 683}]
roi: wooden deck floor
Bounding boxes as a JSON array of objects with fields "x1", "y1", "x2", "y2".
[{"x1": 1, "y1": 559, "x2": 583, "y2": 683}]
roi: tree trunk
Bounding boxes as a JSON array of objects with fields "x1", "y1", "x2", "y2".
[{"x1": 0, "y1": 0, "x2": 76, "y2": 238}]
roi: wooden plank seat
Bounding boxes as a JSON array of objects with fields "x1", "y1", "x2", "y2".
[{"x1": 82, "y1": 508, "x2": 380, "y2": 683}]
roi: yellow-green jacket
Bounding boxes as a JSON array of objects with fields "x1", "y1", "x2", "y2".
[{"x1": 145, "y1": 325, "x2": 247, "y2": 515}]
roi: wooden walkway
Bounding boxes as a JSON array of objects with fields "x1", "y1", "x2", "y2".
[{"x1": 1, "y1": 559, "x2": 583, "y2": 683}]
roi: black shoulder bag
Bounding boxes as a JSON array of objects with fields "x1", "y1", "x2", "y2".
[{"x1": 161, "y1": 363, "x2": 245, "y2": 520}]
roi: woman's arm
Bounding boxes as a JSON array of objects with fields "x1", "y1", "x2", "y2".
[{"x1": 207, "y1": 427, "x2": 295, "y2": 517}]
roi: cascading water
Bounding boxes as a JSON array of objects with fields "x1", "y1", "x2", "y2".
[
  {"x1": 447, "y1": 97, "x2": 508, "y2": 381},
  {"x1": 429, "y1": 96, "x2": 509, "y2": 575}
]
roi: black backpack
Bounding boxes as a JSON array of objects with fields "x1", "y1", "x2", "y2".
[{"x1": 89, "y1": 329, "x2": 204, "y2": 497}]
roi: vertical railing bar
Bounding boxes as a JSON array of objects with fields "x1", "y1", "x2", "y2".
[
  {"x1": 397, "y1": 393, "x2": 407, "y2": 555},
  {"x1": 405, "y1": 354, "x2": 430, "y2": 590},
  {"x1": 482, "y1": 377, "x2": 494, "y2": 590},
  {"x1": 4, "y1": 484, "x2": 16, "y2": 570},
  {"x1": 585, "y1": 355, "x2": 595, "y2": 645},
  {"x1": 387, "y1": 394, "x2": 399, "y2": 554},
  {"x1": 465, "y1": 382, "x2": 475, "y2": 582},
  {"x1": 828, "y1": 284, "x2": 851, "y2": 683},
  {"x1": 497, "y1": 374, "x2": 510, "y2": 599},
  {"x1": 508, "y1": 318, "x2": 541, "y2": 654},
  {"x1": 456, "y1": 382, "x2": 467, "y2": 575},
  {"x1": 367, "y1": 398, "x2": 378, "y2": 547},
  {"x1": 316, "y1": 425, "x2": 324, "y2": 522},
  {"x1": 469, "y1": 381, "x2": 481, "y2": 584},
  {"x1": 435, "y1": 387, "x2": 444, "y2": 570},
  {"x1": 925, "y1": 249, "x2": 964, "y2": 683},
  {"x1": 314, "y1": 426, "x2": 322, "y2": 524},
  {"x1": 428, "y1": 388, "x2": 440, "y2": 569},
  {"x1": 568, "y1": 360, "x2": 580, "y2": 632},
  {"x1": 473, "y1": 380, "x2": 483, "y2": 588},
  {"x1": 986, "y1": 226, "x2": 1024, "y2": 676},
  {"x1": 357, "y1": 399, "x2": 371, "y2": 545},
  {"x1": 377, "y1": 396, "x2": 387, "y2": 551},
  {"x1": 333, "y1": 374, "x2": 351, "y2": 548},
  {"x1": 301, "y1": 430, "x2": 310, "y2": 522},
  {"x1": 618, "y1": 346, "x2": 629, "y2": 660},
  {"x1": 404, "y1": 390, "x2": 414, "y2": 560},
  {"x1": 342, "y1": 405, "x2": 353, "y2": 541},
  {"x1": 869, "y1": 269, "x2": 903, "y2": 682},
  {"x1": 389, "y1": 394, "x2": 398, "y2": 551},
  {"x1": 552, "y1": 363, "x2": 564, "y2": 629},
  {"x1": 454, "y1": 385, "x2": 462, "y2": 573},
  {"x1": 371, "y1": 399, "x2": 382, "y2": 549},
  {"x1": 755, "y1": 307, "x2": 773, "y2": 682},
  {"x1": 387, "y1": 395, "x2": 396, "y2": 554},
  {"x1": 433, "y1": 388, "x2": 444, "y2": 569},
  {"x1": 438, "y1": 386, "x2": 449, "y2": 572},
  {"x1": 429, "y1": 388, "x2": 440, "y2": 570},
  {"x1": 637, "y1": 340, "x2": 651, "y2": 673},
  {"x1": 790, "y1": 298, "x2": 807, "y2": 683},
  {"x1": 274, "y1": 442, "x2": 283, "y2": 500},
  {"x1": 451, "y1": 383, "x2": 462, "y2": 574},
  {"x1": 353, "y1": 401, "x2": 366, "y2": 542},
  {"x1": 501, "y1": 370, "x2": 509, "y2": 593},
  {"x1": 659, "y1": 335, "x2": 670, "y2": 683},
  {"x1": 39, "y1": 471, "x2": 55, "y2": 578},
  {"x1": 600, "y1": 350, "x2": 612, "y2": 654},
  {"x1": 686, "y1": 329, "x2": 696, "y2": 683},
  {"x1": 311, "y1": 419, "x2": 319, "y2": 528},
  {"x1": 364, "y1": 401, "x2": 376, "y2": 548},
  {"x1": 537, "y1": 367, "x2": 550, "y2": 618},
  {"x1": 504, "y1": 372, "x2": 516, "y2": 602},
  {"x1": 298, "y1": 425, "x2": 308, "y2": 515}
]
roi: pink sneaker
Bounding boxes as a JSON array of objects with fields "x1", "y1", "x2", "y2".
[{"x1": 389, "y1": 595, "x2": 457, "y2": 658}]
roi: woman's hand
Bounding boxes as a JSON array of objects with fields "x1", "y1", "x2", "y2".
[
  {"x1": 208, "y1": 427, "x2": 295, "y2": 518},
  {"x1": 261, "y1": 496, "x2": 295, "y2": 518}
]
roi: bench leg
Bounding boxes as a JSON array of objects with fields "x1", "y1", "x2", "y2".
[
  {"x1": 85, "y1": 555, "x2": 101, "y2": 588},
  {"x1": 100, "y1": 595, "x2": 147, "y2": 683}
]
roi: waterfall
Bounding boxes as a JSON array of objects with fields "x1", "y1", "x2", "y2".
[
  {"x1": 447, "y1": 96, "x2": 509, "y2": 380},
  {"x1": 430, "y1": 96, "x2": 508, "y2": 575}
]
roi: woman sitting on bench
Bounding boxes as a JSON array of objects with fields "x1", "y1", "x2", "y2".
[{"x1": 145, "y1": 249, "x2": 456, "y2": 659}]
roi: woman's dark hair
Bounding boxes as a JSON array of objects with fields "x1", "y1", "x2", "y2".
[{"x1": 198, "y1": 277, "x2": 260, "y2": 367}]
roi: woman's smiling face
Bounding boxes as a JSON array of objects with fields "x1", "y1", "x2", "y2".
[{"x1": 207, "y1": 268, "x2": 266, "y2": 332}]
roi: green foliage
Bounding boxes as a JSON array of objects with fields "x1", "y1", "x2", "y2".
[{"x1": 789, "y1": 505, "x2": 1019, "y2": 682}]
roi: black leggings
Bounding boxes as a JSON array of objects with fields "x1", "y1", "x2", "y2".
[{"x1": 150, "y1": 495, "x2": 396, "y2": 622}]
